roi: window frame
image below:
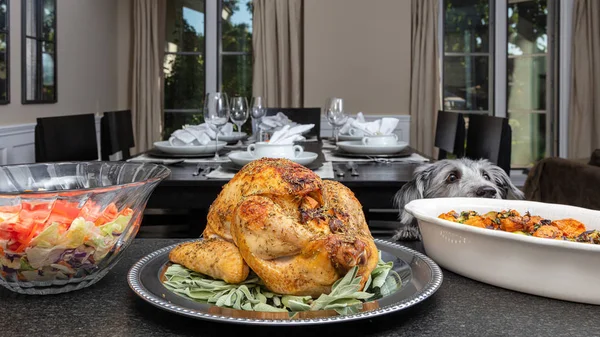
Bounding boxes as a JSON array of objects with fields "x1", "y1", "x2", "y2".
[
  {"x1": 440, "y1": 0, "x2": 562, "y2": 167},
  {"x1": 0, "y1": 0, "x2": 10, "y2": 105},
  {"x1": 162, "y1": 0, "x2": 208, "y2": 124},
  {"x1": 441, "y1": 0, "x2": 495, "y2": 115},
  {"x1": 216, "y1": 0, "x2": 252, "y2": 93},
  {"x1": 21, "y1": 0, "x2": 57, "y2": 105}
]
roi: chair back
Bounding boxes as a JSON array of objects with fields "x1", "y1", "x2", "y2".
[
  {"x1": 435, "y1": 110, "x2": 466, "y2": 159},
  {"x1": 465, "y1": 114, "x2": 512, "y2": 174},
  {"x1": 35, "y1": 114, "x2": 98, "y2": 163},
  {"x1": 265, "y1": 108, "x2": 321, "y2": 140},
  {"x1": 101, "y1": 110, "x2": 135, "y2": 160}
]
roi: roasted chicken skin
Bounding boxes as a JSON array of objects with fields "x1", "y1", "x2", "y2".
[
  {"x1": 172, "y1": 158, "x2": 378, "y2": 297},
  {"x1": 169, "y1": 239, "x2": 249, "y2": 284}
]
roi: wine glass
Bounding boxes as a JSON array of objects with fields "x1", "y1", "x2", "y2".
[
  {"x1": 325, "y1": 97, "x2": 348, "y2": 145},
  {"x1": 204, "y1": 92, "x2": 230, "y2": 160},
  {"x1": 250, "y1": 96, "x2": 266, "y2": 141},
  {"x1": 230, "y1": 96, "x2": 249, "y2": 147}
]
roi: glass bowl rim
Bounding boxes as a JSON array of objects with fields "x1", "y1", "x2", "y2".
[{"x1": 0, "y1": 161, "x2": 171, "y2": 196}]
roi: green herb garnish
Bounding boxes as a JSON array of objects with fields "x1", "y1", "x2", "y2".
[{"x1": 163, "y1": 250, "x2": 401, "y2": 315}]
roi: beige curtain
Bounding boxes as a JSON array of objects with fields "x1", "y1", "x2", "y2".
[
  {"x1": 409, "y1": 0, "x2": 439, "y2": 158},
  {"x1": 252, "y1": 0, "x2": 303, "y2": 108},
  {"x1": 568, "y1": 0, "x2": 600, "y2": 159},
  {"x1": 131, "y1": 0, "x2": 166, "y2": 154}
]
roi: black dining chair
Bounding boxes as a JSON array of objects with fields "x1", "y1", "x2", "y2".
[
  {"x1": 435, "y1": 110, "x2": 466, "y2": 160},
  {"x1": 100, "y1": 110, "x2": 135, "y2": 161},
  {"x1": 465, "y1": 113, "x2": 512, "y2": 175},
  {"x1": 35, "y1": 114, "x2": 99, "y2": 163},
  {"x1": 265, "y1": 108, "x2": 322, "y2": 140}
]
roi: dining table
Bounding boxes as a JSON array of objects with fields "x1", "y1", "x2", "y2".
[
  {"x1": 1, "y1": 237, "x2": 598, "y2": 337},
  {"x1": 135, "y1": 140, "x2": 430, "y2": 236}
]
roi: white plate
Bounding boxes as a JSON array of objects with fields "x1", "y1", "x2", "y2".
[
  {"x1": 218, "y1": 132, "x2": 248, "y2": 143},
  {"x1": 228, "y1": 151, "x2": 318, "y2": 166},
  {"x1": 338, "y1": 134, "x2": 363, "y2": 141},
  {"x1": 337, "y1": 141, "x2": 408, "y2": 155},
  {"x1": 404, "y1": 198, "x2": 600, "y2": 305},
  {"x1": 154, "y1": 141, "x2": 227, "y2": 155}
]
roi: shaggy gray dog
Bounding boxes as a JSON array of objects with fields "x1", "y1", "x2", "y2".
[{"x1": 392, "y1": 158, "x2": 525, "y2": 240}]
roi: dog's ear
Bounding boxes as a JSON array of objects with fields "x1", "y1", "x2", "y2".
[
  {"x1": 393, "y1": 163, "x2": 435, "y2": 223},
  {"x1": 489, "y1": 166, "x2": 525, "y2": 199}
]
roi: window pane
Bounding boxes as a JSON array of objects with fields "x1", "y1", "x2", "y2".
[
  {"x1": 510, "y1": 112, "x2": 546, "y2": 168},
  {"x1": 25, "y1": 0, "x2": 37, "y2": 37},
  {"x1": 25, "y1": 38, "x2": 37, "y2": 100},
  {"x1": 42, "y1": 50, "x2": 54, "y2": 100},
  {"x1": 165, "y1": 0, "x2": 205, "y2": 53},
  {"x1": 508, "y1": 0, "x2": 547, "y2": 56},
  {"x1": 221, "y1": 0, "x2": 252, "y2": 52},
  {"x1": 0, "y1": 33, "x2": 5, "y2": 51},
  {"x1": 0, "y1": 0, "x2": 7, "y2": 31},
  {"x1": 164, "y1": 54, "x2": 205, "y2": 110},
  {"x1": 507, "y1": 56, "x2": 546, "y2": 111},
  {"x1": 0, "y1": 52, "x2": 7, "y2": 101},
  {"x1": 443, "y1": 55, "x2": 489, "y2": 111},
  {"x1": 43, "y1": 0, "x2": 55, "y2": 41},
  {"x1": 222, "y1": 54, "x2": 252, "y2": 98},
  {"x1": 163, "y1": 112, "x2": 204, "y2": 140},
  {"x1": 444, "y1": 0, "x2": 490, "y2": 53}
]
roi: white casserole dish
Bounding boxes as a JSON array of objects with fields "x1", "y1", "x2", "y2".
[{"x1": 404, "y1": 197, "x2": 600, "y2": 305}]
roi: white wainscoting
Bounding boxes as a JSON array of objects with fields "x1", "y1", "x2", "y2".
[
  {"x1": 320, "y1": 115, "x2": 411, "y2": 142},
  {"x1": 0, "y1": 116, "x2": 102, "y2": 165}
]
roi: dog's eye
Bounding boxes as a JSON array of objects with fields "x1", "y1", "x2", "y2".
[
  {"x1": 482, "y1": 172, "x2": 491, "y2": 180},
  {"x1": 446, "y1": 173, "x2": 458, "y2": 183}
]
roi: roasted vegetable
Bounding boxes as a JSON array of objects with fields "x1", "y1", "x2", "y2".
[{"x1": 438, "y1": 209, "x2": 599, "y2": 245}]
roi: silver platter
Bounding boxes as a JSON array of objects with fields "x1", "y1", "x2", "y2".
[{"x1": 127, "y1": 239, "x2": 443, "y2": 326}]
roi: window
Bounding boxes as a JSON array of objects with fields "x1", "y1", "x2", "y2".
[
  {"x1": 22, "y1": 0, "x2": 56, "y2": 104},
  {"x1": 163, "y1": 0, "x2": 206, "y2": 138},
  {"x1": 163, "y1": 0, "x2": 253, "y2": 139},
  {"x1": 219, "y1": 0, "x2": 253, "y2": 98},
  {"x1": 0, "y1": 0, "x2": 8, "y2": 104},
  {"x1": 442, "y1": 0, "x2": 558, "y2": 168},
  {"x1": 443, "y1": 0, "x2": 493, "y2": 113},
  {"x1": 507, "y1": 0, "x2": 556, "y2": 168}
]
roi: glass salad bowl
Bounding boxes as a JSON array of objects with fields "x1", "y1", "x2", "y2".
[{"x1": 0, "y1": 162, "x2": 170, "y2": 295}]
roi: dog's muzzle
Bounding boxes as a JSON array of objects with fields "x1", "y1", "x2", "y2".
[{"x1": 475, "y1": 186, "x2": 497, "y2": 198}]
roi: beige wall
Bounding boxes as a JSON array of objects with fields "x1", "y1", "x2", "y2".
[
  {"x1": 117, "y1": 0, "x2": 132, "y2": 110},
  {"x1": 0, "y1": 0, "x2": 131, "y2": 126},
  {"x1": 303, "y1": 0, "x2": 412, "y2": 115}
]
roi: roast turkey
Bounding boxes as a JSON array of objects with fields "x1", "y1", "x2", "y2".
[{"x1": 169, "y1": 158, "x2": 379, "y2": 297}]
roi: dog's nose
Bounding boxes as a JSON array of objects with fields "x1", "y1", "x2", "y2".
[{"x1": 476, "y1": 186, "x2": 497, "y2": 198}]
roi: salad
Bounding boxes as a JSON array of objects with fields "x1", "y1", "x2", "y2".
[{"x1": 0, "y1": 199, "x2": 134, "y2": 282}]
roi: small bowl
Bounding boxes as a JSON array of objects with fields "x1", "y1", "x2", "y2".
[{"x1": 0, "y1": 161, "x2": 170, "y2": 295}]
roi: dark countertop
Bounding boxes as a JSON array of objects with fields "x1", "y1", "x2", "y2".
[{"x1": 1, "y1": 238, "x2": 598, "y2": 337}]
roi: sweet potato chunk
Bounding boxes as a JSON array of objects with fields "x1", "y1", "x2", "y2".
[
  {"x1": 533, "y1": 225, "x2": 563, "y2": 239},
  {"x1": 439, "y1": 211, "x2": 460, "y2": 222},
  {"x1": 463, "y1": 216, "x2": 492, "y2": 229},
  {"x1": 500, "y1": 217, "x2": 524, "y2": 232},
  {"x1": 551, "y1": 219, "x2": 586, "y2": 238}
]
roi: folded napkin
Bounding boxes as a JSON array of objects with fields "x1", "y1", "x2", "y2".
[
  {"x1": 339, "y1": 112, "x2": 366, "y2": 135},
  {"x1": 259, "y1": 112, "x2": 296, "y2": 131},
  {"x1": 268, "y1": 124, "x2": 315, "y2": 144},
  {"x1": 168, "y1": 123, "x2": 234, "y2": 146},
  {"x1": 351, "y1": 117, "x2": 399, "y2": 136}
]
